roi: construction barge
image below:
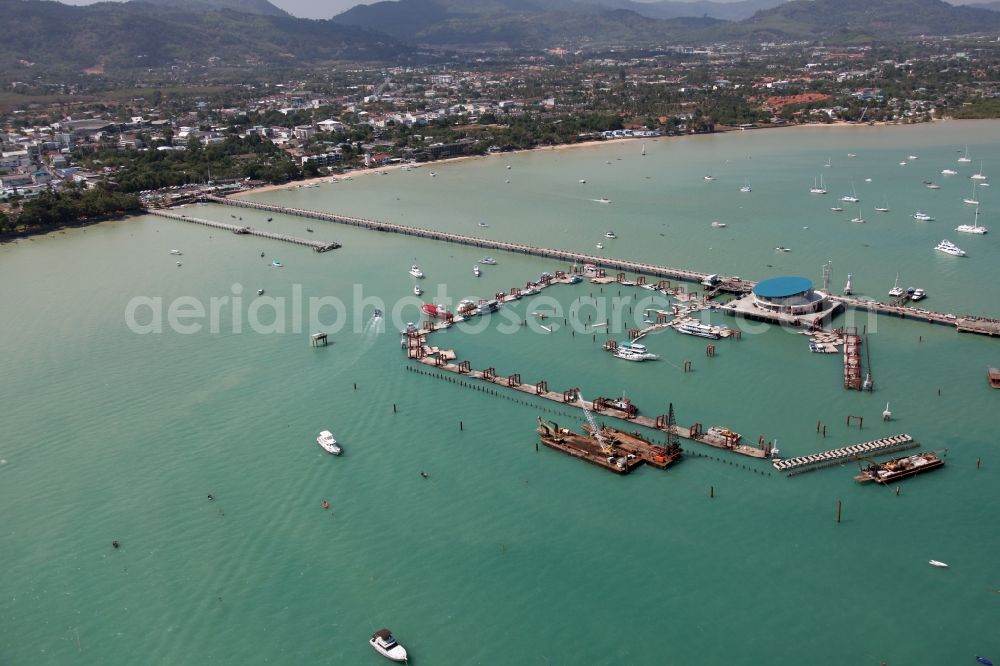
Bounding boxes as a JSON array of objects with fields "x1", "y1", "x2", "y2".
[
  {"x1": 854, "y1": 451, "x2": 945, "y2": 484},
  {"x1": 537, "y1": 417, "x2": 682, "y2": 475}
]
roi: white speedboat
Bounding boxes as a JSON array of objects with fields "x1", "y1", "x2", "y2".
[
  {"x1": 775, "y1": 246, "x2": 791, "y2": 252},
  {"x1": 935, "y1": 239, "x2": 967, "y2": 256},
  {"x1": 710, "y1": 221, "x2": 726, "y2": 228},
  {"x1": 316, "y1": 430, "x2": 342, "y2": 455},
  {"x1": 596, "y1": 197, "x2": 610, "y2": 204},
  {"x1": 479, "y1": 257, "x2": 497, "y2": 265},
  {"x1": 912, "y1": 211, "x2": 934, "y2": 221},
  {"x1": 740, "y1": 179, "x2": 751, "y2": 193},
  {"x1": 271, "y1": 260, "x2": 283, "y2": 268},
  {"x1": 910, "y1": 288, "x2": 926, "y2": 301},
  {"x1": 477, "y1": 220, "x2": 489, "y2": 227},
  {"x1": 409, "y1": 264, "x2": 425, "y2": 278},
  {"x1": 955, "y1": 208, "x2": 988, "y2": 234},
  {"x1": 413, "y1": 284, "x2": 423, "y2": 296},
  {"x1": 942, "y1": 169, "x2": 958, "y2": 176},
  {"x1": 370, "y1": 629, "x2": 408, "y2": 662},
  {"x1": 830, "y1": 206, "x2": 844, "y2": 212},
  {"x1": 170, "y1": 249, "x2": 182, "y2": 255},
  {"x1": 473, "y1": 264, "x2": 481, "y2": 277},
  {"x1": 928, "y1": 560, "x2": 949, "y2": 568},
  {"x1": 595, "y1": 242, "x2": 604, "y2": 249},
  {"x1": 605, "y1": 230, "x2": 617, "y2": 239}
]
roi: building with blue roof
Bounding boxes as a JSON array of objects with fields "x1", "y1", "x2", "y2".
[{"x1": 752, "y1": 275, "x2": 828, "y2": 315}]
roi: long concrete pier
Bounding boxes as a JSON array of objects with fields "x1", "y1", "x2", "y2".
[
  {"x1": 202, "y1": 195, "x2": 1000, "y2": 337},
  {"x1": 149, "y1": 209, "x2": 340, "y2": 252},
  {"x1": 203, "y1": 195, "x2": 726, "y2": 287}
]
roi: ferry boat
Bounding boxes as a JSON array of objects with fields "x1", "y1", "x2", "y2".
[
  {"x1": 409, "y1": 264, "x2": 425, "y2": 278},
  {"x1": 316, "y1": 430, "x2": 342, "y2": 455},
  {"x1": 479, "y1": 257, "x2": 497, "y2": 265},
  {"x1": 369, "y1": 628, "x2": 408, "y2": 663},
  {"x1": 421, "y1": 303, "x2": 454, "y2": 320},
  {"x1": 676, "y1": 321, "x2": 721, "y2": 339},
  {"x1": 912, "y1": 211, "x2": 934, "y2": 221},
  {"x1": 478, "y1": 300, "x2": 501, "y2": 315},
  {"x1": 935, "y1": 239, "x2": 967, "y2": 256},
  {"x1": 955, "y1": 207, "x2": 988, "y2": 235},
  {"x1": 605, "y1": 230, "x2": 617, "y2": 239},
  {"x1": 854, "y1": 452, "x2": 944, "y2": 484},
  {"x1": 473, "y1": 264, "x2": 481, "y2": 277}
]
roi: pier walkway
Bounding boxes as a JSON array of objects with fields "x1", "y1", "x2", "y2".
[
  {"x1": 149, "y1": 209, "x2": 340, "y2": 252},
  {"x1": 773, "y1": 434, "x2": 916, "y2": 476},
  {"x1": 203, "y1": 195, "x2": 719, "y2": 286},
  {"x1": 203, "y1": 195, "x2": 1000, "y2": 337}
]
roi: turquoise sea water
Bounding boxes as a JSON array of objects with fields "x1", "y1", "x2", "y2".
[{"x1": 1, "y1": 121, "x2": 998, "y2": 665}]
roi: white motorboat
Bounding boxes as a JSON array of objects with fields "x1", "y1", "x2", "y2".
[
  {"x1": 271, "y1": 260, "x2": 283, "y2": 268},
  {"x1": 370, "y1": 629, "x2": 408, "y2": 662},
  {"x1": 809, "y1": 175, "x2": 827, "y2": 194},
  {"x1": 925, "y1": 182, "x2": 940, "y2": 189},
  {"x1": 413, "y1": 284, "x2": 423, "y2": 296},
  {"x1": 613, "y1": 348, "x2": 649, "y2": 362},
  {"x1": 257, "y1": 289, "x2": 265, "y2": 296},
  {"x1": 928, "y1": 560, "x2": 949, "y2": 568},
  {"x1": 888, "y1": 273, "x2": 905, "y2": 298},
  {"x1": 579, "y1": 179, "x2": 587, "y2": 183},
  {"x1": 910, "y1": 288, "x2": 926, "y2": 301},
  {"x1": 955, "y1": 207, "x2": 988, "y2": 235},
  {"x1": 740, "y1": 179, "x2": 751, "y2": 193},
  {"x1": 170, "y1": 249, "x2": 182, "y2": 255},
  {"x1": 703, "y1": 173, "x2": 715, "y2": 181},
  {"x1": 477, "y1": 220, "x2": 489, "y2": 227},
  {"x1": 595, "y1": 242, "x2": 604, "y2": 249},
  {"x1": 775, "y1": 246, "x2": 791, "y2": 252},
  {"x1": 473, "y1": 264, "x2": 481, "y2": 277},
  {"x1": 316, "y1": 430, "x2": 342, "y2": 455},
  {"x1": 941, "y1": 169, "x2": 958, "y2": 176},
  {"x1": 970, "y1": 160, "x2": 987, "y2": 180},
  {"x1": 710, "y1": 221, "x2": 726, "y2": 228},
  {"x1": 912, "y1": 211, "x2": 934, "y2": 221},
  {"x1": 480, "y1": 257, "x2": 497, "y2": 265},
  {"x1": 908, "y1": 155, "x2": 918, "y2": 160},
  {"x1": 830, "y1": 206, "x2": 844, "y2": 212},
  {"x1": 605, "y1": 230, "x2": 617, "y2": 239},
  {"x1": 935, "y1": 239, "x2": 967, "y2": 256},
  {"x1": 596, "y1": 197, "x2": 611, "y2": 204},
  {"x1": 409, "y1": 264, "x2": 425, "y2": 278}
]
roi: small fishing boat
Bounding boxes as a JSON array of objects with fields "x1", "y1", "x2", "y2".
[{"x1": 369, "y1": 628, "x2": 408, "y2": 662}]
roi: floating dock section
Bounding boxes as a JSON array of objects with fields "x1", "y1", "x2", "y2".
[
  {"x1": 772, "y1": 434, "x2": 916, "y2": 476},
  {"x1": 149, "y1": 210, "x2": 340, "y2": 252}
]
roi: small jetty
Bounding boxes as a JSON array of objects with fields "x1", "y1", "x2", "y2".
[
  {"x1": 149, "y1": 210, "x2": 340, "y2": 252},
  {"x1": 772, "y1": 434, "x2": 916, "y2": 475},
  {"x1": 843, "y1": 328, "x2": 863, "y2": 390}
]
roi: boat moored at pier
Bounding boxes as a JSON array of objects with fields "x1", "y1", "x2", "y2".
[{"x1": 854, "y1": 452, "x2": 944, "y2": 484}]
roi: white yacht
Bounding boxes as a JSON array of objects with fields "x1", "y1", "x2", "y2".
[
  {"x1": 409, "y1": 264, "x2": 425, "y2": 278},
  {"x1": 316, "y1": 430, "x2": 342, "y2": 455},
  {"x1": 912, "y1": 211, "x2": 934, "y2": 221},
  {"x1": 413, "y1": 284, "x2": 423, "y2": 296},
  {"x1": 480, "y1": 257, "x2": 497, "y2": 265},
  {"x1": 369, "y1": 629, "x2": 408, "y2": 663},
  {"x1": 888, "y1": 274, "x2": 905, "y2": 298},
  {"x1": 809, "y1": 175, "x2": 827, "y2": 194},
  {"x1": 970, "y1": 160, "x2": 987, "y2": 180},
  {"x1": 614, "y1": 347, "x2": 647, "y2": 362},
  {"x1": 605, "y1": 230, "x2": 617, "y2": 239},
  {"x1": 703, "y1": 173, "x2": 715, "y2": 181},
  {"x1": 851, "y1": 205, "x2": 865, "y2": 224},
  {"x1": 941, "y1": 169, "x2": 958, "y2": 176},
  {"x1": 935, "y1": 239, "x2": 967, "y2": 257},
  {"x1": 473, "y1": 264, "x2": 481, "y2": 277},
  {"x1": 840, "y1": 181, "x2": 859, "y2": 203},
  {"x1": 874, "y1": 195, "x2": 890, "y2": 213},
  {"x1": 955, "y1": 207, "x2": 988, "y2": 235},
  {"x1": 958, "y1": 145, "x2": 972, "y2": 163},
  {"x1": 170, "y1": 249, "x2": 182, "y2": 255}
]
